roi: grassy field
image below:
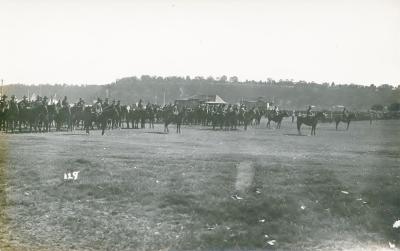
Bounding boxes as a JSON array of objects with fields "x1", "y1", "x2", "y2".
[{"x1": 0, "y1": 119, "x2": 399, "y2": 251}]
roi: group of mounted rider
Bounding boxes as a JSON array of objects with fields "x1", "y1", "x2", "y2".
[{"x1": 0, "y1": 94, "x2": 354, "y2": 135}]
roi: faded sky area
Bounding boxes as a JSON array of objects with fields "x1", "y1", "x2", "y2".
[{"x1": 0, "y1": 0, "x2": 399, "y2": 85}]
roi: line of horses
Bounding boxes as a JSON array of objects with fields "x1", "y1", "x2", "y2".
[{"x1": 0, "y1": 100, "x2": 356, "y2": 136}]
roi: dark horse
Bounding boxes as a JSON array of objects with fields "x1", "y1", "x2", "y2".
[
  {"x1": 266, "y1": 111, "x2": 288, "y2": 129},
  {"x1": 163, "y1": 108, "x2": 174, "y2": 133},
  {"x1": 163, "y1": 107, "x2": 184, "y2": 134},
  {"x1": 335, "y1": 113, "x2": 356, "y2": 130},
  {"x1": 297, "y1": 112, "x2": 325, "y2": 136},
  {"x1": 82, "y1": 106, "x2": 99, "y2": 134},
  {"x1": 99, "y1": 106, "x2": 118, "y2": 135},
  {"x1": 6, "y1": 102, "x2": 19, "y2": 133}
]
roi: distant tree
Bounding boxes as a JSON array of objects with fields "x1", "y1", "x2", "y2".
[
  {"x1": 371, "y1": 104, "x2": 384, "y2": 111},
  {"x1": 379, "y1": 84, "x2": 393, "y2": 90},
  {"x1": 331, "y1": 82, "x2": 335, "y2": 87},
  {"x1": 267, "y1": 78, "x2": 274, "y2": 85},
  {"x1": 219, "y1": 75, "x2": 227, "y2": 83},
  {"x1": 206, "y1": 76, "x2": 215, "y2": 82},
  {"x1": 229, "y1": 76, "x2": 238, "y2": 83},
  {"x1": 388, "y1": 102, "x2": 400, "y2": 111},
  {"x1": 141, "y1": 75, "x2": 151, "y2": 82}
]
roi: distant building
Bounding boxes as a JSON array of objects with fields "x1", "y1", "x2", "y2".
[
  {"x1": 175, "y1": 94, "x2": 227, "y2": 108},
  {"x1": 241, "y1": 97, "x2": 272, "y2": 109}
]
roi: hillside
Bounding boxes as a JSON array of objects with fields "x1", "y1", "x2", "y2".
[{"x1": 3, "y1": 76, "x2": 399, "y2": 110}]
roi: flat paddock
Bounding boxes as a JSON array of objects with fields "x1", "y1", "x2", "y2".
[{"x1": 0, "y1": 119, "x2": 399, "y2": 250}]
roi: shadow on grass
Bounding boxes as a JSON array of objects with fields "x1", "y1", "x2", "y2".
[{"x1": 283, "y1": 133, "x2": 308, "y2": 137}]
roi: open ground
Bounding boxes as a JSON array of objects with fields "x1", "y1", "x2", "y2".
[{"x1": 0, "y1": 119, "x2": 399, "y2": 251}]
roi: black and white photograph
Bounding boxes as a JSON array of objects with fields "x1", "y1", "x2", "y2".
[{"x1": 0, "y1": 0, "x2": 399, "y2": 250}]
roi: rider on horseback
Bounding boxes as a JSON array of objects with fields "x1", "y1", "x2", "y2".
[
  {"x1": 19, "y1": 95, "x2": 29, "y2": 108},
  {"x1": 102, "y1": 98, "x2": 109, "y2": 109},
  {"x1": 102, "y1": 99, "x2": 115, "y2": 112},
  {"x1": 273, "y1": 105, "x2": 279, "y2": 117},
  {"x1": 94, "y1": 98, "x2": 102, "y2": 114},
  {"x1": 0, "y1": 95, "x2": 7, "y2": 106},
  {"x1": 10, "y1": 94, "x2": 16, "y2": 102},
  {"x1": 342, "y1": 107, "x2": 348, "y2": 119},
  {"x1": 42, "y1": 96, "x2": 48, "y2": 106},
  {"x1": 62, "y1": 96, "x2": 69, "y2": 108},
  {"x1": 34, "y1": 96, "x2": 42, "y2": 107},
  {"x1": 138, "y1": 99, "x2": 143, "y2": 110},
  {"x1": 8, "y1": 95, "x2": 18, "y2": 111},
  {"x1": 306, "y1": 105, "x2": 312, "y2": 117},
  {"x1": 173, "y1": 104, "x2": 179, "y2": 116},
  {"x1": 116, "y1": 100, "x2": 121, "y2": 112},
  {"x1": 77, "y1": 98, "x2": 85, "y2": 108}
]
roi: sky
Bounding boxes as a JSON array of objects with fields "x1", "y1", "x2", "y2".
[{"x1": 0, "y1": 0, "x2": 399, "y2": 86}]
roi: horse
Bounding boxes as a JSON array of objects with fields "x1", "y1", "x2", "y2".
[
  {"x1": 82, "y1": 106, "x2": 99, "y2": 134},
  {"x1": 118, "y1": 105, "x2": 128, "y2": 128},
  {"x1": 297, "y1": 112, "x2": 325, "y2": 136},
  {"x1": 0, "y1": 101, "x2": 7, "y2": 131},
  {"x1": 128, "y1": 107, "x2": 140, "y2": 129},
  {"x1": 335, "y1": 112, "x2": 356, "y2": 130},
  {"x1": 47, "y1": 104, "x2": 58, "y2": 129},
  {"x1": 266, "y1": 111, "x2": 289, "y2": 129},
  {"x1": 70, "y1": 105, "x2": 86, "y2": 130},
  {"x1": 146, "y1": 106, "x2": 156, "y2": 129},
  {"x1": 56, "y1": 106, "x2": 72, "y2": 131},
  {"x1": 175, "y1": 108, "x2": 187, "y2": 134},
  {"x1": 162, "y1": 107, "x2": 176, "y2": 133},
  {"x1": 5, "y1": 101, "x2": 19, "y2": 133},
  {"x1": 99, "y1": 106, "x2": 118, "y2": 135},
  {"x1": 254, "y1": 110, "x2": 262, "y2": 127},
  {"x1": 243, "y1": 109, "x2": 254, "y2": 131},
  {"x1": 17, "y1": 102, "x2": 31, "y2": 132},
  {"x1": 30, "y1": 103, "x2": 49, "y2": 132}
]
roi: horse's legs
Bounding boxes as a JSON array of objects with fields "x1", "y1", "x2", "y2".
[
  {"x1": 101, "y1": 120, "x2": 106, "y2": 135},
  {"x1": 297, "y1": 121, "x2": 302, "y2": 135},
  {"x1": 335, "y1": 121, "x2": 339, "y2": 130},
  {"x1": 84, "y1": 119, "x2": 90, "y2": 134},
  {"x1": 312, "y1": 123, "x2": 317, "y2": 135},
  {"x1": 347, "y1": 121, "x2": 350, "y2": 130}
]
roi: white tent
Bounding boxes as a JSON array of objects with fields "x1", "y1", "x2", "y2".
[{"x1": 205, "y1": 95, "x2": 227, "y2": 104}]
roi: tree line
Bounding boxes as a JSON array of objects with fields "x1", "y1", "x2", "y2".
[{"x1": 3, "y1": 76, "x2": 399, "y2": 111}]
